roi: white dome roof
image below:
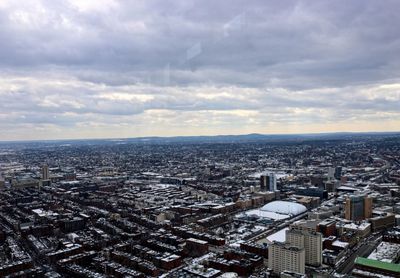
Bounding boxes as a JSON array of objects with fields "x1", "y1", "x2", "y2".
[{"x1": 260, "y1": 201, "x2": 307, "y2": 216}]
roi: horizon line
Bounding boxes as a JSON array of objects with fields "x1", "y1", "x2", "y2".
[{"x1": 1, "y1": 130, "x2": 399, "y2": 144}]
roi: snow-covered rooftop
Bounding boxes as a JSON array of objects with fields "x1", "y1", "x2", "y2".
[
  {"x1": 368, "y1": 241, "x2": 400, "y2": 263},
  {"x1": 244, "y1": 209, "x2": 290, "y2": 220},
  {"x1": 266, "y1": 227, "x2": 288, "y2": 243},
  {"x1": 261, "y1": 201, "x2": 307, "y2": 216}
]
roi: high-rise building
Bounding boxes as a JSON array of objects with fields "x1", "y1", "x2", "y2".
[
  {"x1": 328, "y1": 167, "x2": 335, "y2": 180},
  {"x1": 334, "y1": 166, "x2": 342, "y2": 180},
  {"x1": 364, "y1": 196, "x2": 373, "y2": 219},
  {"x1": 41, "y1": 164, "x2": 49, "y2": 181},
  {"x1": 286, "y1": 228, "x2": 323, "y2": 266},
  {"x1": 269, "y1": 173, "x2": 277, "y2": 191},
  {"x1": 260, "y1": 175, "x2": 267, "y2": 191},
  {"x1": 0, "y1": 173, "x2": 5, "y2": 188},
  {"x1": 268, "y1": 242, "x2": 305, "y2": 275},
  {"x1": 260, "y1": 173, "x2": 277, "y2": 192},
  {"x1": 345, "y1": 195, "x2": 373, "y2": 221}
]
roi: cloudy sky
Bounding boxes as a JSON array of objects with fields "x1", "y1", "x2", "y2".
[{"x1": 0, "y1": 0, "x2": 399, "y2": 140}]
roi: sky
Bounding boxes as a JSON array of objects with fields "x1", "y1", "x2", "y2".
[{"x1": 0, "y1": 0, "x2": 399, "y2": 141}]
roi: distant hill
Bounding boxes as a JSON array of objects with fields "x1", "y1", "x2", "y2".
[
  {"x1": 120, "y1": 132, "x2": 400, "y2": 143},
  {"x1": 0, "y1": 131, "x2": 399, "y2": 147}
]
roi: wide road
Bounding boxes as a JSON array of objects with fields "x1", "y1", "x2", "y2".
[{"x1": 336, "y1": 235, "x2": 380, "y2": 274}]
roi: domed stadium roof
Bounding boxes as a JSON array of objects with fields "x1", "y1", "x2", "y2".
[{"x1": 260, "y1": 201, "x2": 307, "y2": 216}]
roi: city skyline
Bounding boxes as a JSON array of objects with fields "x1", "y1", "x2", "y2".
[
  {"x1": 1, "y1": 132, "x2": 399, "y2": 276},
  {"x1": 1, "y1": 0, "x2": 400, "y2": 140}
]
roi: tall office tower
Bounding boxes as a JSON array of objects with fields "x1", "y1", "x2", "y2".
[
  {"x1": 364, "y1": 196, "x2": 373, "y2": 219},
  {"x1": 269, "y1": 173, "x2": 277, "y2": 191},
  {"x1": 41, "y1": 164, "x2": 49, "y2": 180},
  {"x1": 0, "y1": 173, "x2": 4, "y2": 188},
  {"x1": 268, "y1": 242, "x2": 305, "y2": 275},
  {"x1": 286, "y1": 228, "x2": 323, "y2": 266},
  {"x1": 334, "y1": 166, "x2": 342, "y2": 180},
  {"x1": 327, "y1": 167, "x2": 335, "y2": 180},
  {"x1": 345, "y1": 195, "x2": 373, "y2": 221},
  {"x1": 260, "y1": 175, "x2": 267, "y2": 191},
  {"x1": 260, "y1": 173, "x2": 277, "y2": 192}
]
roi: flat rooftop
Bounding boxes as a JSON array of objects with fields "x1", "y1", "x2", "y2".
[{"x1": 355, "y1": 257, "x2": 400, "y2": 273}]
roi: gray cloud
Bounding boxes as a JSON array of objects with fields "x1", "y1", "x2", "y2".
[{"x1": 0, "y1": 0, "x2": 399, "y2": 140}]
